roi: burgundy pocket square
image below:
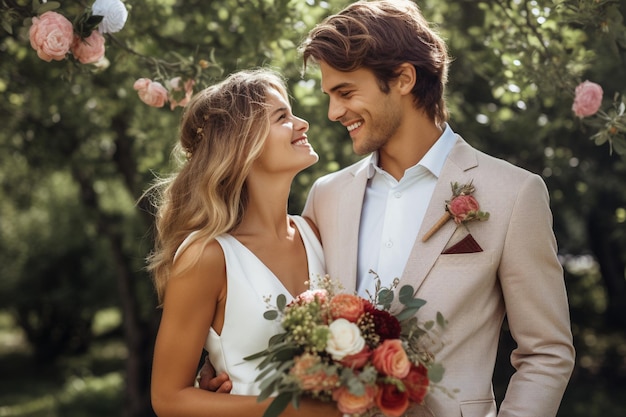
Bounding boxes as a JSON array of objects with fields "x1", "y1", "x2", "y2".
[{"x1": 442, "y1": 234, "x2": 483, "y2": 254}]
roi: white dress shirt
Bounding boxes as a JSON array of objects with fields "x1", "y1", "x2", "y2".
[{"x1": 356, "y1": 124, "x2": 457, "y2": 298}]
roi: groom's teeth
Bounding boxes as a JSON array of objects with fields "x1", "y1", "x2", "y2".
[{"x1": 347, "y1": 121, "x2": 362, "y2": 132}]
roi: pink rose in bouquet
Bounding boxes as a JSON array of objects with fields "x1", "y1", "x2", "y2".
[
  {"x1": 292, "y1": 288, "x2": 328, "y2": 305},
  {"x1": 572, "y1": 80, "x2": 603, "y2": 118},
  {"x1": 333, "y1": 385, "x2": 378, "y2": 415},
  {"x1": 289, "y1": 353, "x2": 339, "y2": 393},
  {"x1": 133, "y1": 78, "x2": 169, "y2": 108},
  {"x1": 330, "y1": 293, "x2": 365, "y2": 322},
  {"x1": 71, "y1": 31, "x2": 106, "y2": 64},
  {"x1": 29, "y1": 11, "x2": 74, "y2": 62},
  {"x1": 372, "y1": 339, "x2": 411, "y2": 379},
  {"x1": 339, "y1": 345, "x2": 371, "y2": 369},
  {"x1": 448, "y1": 194, "x2": 480, "y2": 224}
]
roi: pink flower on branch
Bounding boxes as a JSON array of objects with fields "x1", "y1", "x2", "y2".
[
  {"x1": 166, "y1": 77, "x2": 196, "y2": 110},
  {"x1": 29, "y1": 11, "x2": 74, "y2": 62},
  {"x1": 71, "y1": 31, "x2": 106, "y2": 64},
  {"x1": 133, "y1": 78, "x2": 168, "y2": 108},
  {"x1": 572, "y1": 80, "x2": 603, "y2": 118}
]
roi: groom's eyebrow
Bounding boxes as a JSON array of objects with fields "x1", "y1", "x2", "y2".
[{"x1": 323, "y1": 82, "x2": 354, "y2": 95}]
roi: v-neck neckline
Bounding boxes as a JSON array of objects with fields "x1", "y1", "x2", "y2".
[{"x1": 225, "y1": 216, "x2": 310, "y2": 299}]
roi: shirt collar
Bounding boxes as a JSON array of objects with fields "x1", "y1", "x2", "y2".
[{"x1": 367, "y1": 123, "x2": 457, "y2": 179}]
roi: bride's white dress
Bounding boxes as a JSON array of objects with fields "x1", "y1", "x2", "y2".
[{"x1": 197, "y1": 215, "x2": 325, "y2": 395}]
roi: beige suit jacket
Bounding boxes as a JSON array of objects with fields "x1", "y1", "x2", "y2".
[{"x1": 303, "y1": 137, "x2": 575, "y2": 417}]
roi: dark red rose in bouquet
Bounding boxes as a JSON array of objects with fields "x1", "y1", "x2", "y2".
[{"x1": 375, "y1": 381, "x2": 410, "y2": 417}]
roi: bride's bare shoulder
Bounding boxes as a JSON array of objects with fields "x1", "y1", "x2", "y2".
[{"x1": 169, "y1": 237, "x2": 226, "y2": 293}]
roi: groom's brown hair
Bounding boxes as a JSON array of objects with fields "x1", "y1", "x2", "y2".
[{"x1": 300, "y1": 0, "x2": 450, "y2": 126}]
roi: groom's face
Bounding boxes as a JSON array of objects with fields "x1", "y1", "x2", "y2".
[{"x1": 319, "y1": 61, "x2": 403, "y2": 156}]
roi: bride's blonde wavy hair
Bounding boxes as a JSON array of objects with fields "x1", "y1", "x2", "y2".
[{"x1": 146, "y1": 68, "x2": 289, "y2": 303}]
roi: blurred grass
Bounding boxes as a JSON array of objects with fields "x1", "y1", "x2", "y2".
[{"x1": 0, "y1": 310, "x2": 125, "y2": 417}]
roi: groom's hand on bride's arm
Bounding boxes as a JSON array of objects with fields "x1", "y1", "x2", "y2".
[{"x1": 198, "y1": 356, "x2": 232, "y2": 393}]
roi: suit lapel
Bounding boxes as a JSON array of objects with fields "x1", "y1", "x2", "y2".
[
  {"x1": 337, "y1": 160, "x2": 370, "y2": 293},
  {"x1": 400, "y1": 137, "x2": 479, "y2": 293}
]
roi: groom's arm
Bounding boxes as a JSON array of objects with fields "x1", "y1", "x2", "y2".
[
  {"x1": 302, "y1": 179, "x2": 319, "y2": 227},
  {"x1": 497, "y1": 174, "x2": 575, "y2": 417}
]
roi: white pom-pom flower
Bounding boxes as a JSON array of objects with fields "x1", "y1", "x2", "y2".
[{"x1": 92, "y1": 0, "x2": 128, "y2": 34}]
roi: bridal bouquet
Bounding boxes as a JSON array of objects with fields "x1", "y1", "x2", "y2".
[{"x1": 245, "y1": 275, "x2": 446, "y2": 417}]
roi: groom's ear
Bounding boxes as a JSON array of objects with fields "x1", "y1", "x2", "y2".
[{"x1": 394, "y1": 63, "x2": 416, "y2": 95}]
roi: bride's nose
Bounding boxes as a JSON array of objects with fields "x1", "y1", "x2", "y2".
[{"x1": 295, "y1": 116, "x2": 309, "y2": 133}]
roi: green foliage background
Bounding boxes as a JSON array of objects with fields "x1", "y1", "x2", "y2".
[{"x1": 1, "y1": 0, "x2": 625, "y2": 416}]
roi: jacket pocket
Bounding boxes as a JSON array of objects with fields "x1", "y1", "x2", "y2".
[
  {"x1": 437, "y1": 250, "x2": 495, "y2": 266},
  {"x1": 460, "y1": 399, "x2": 497, "y2": 417}
]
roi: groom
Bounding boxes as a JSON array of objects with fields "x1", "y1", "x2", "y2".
[
  {"x1": 298, "y1": 1, "x2": 574, "y2": 416},
  {"x1": 201, "y1": 1, "x2": 575, "y2": 415}
]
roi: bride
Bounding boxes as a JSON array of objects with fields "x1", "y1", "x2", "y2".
[{"x1": 146, "y1": 68, "x2": 341, "y2": 417}]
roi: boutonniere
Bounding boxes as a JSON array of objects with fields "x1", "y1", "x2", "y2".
[{"x1": 422, "y1": 181, "x2": 490, "y2": 242}]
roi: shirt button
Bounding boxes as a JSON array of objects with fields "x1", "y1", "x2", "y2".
[
  {"x1": 394, "y1": 192, "x2": 402, "y2": 198},
  {"x1": 385, "y1": 240, "x2": 393, "y2": 248}
]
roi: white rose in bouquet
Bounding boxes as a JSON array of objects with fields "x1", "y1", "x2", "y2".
[{"x1": 326, "y1": 318, "x2": 365, "y2": 360}]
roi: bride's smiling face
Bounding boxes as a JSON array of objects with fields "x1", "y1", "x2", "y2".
[{"x1": 252, "y1": 87, "x2": 318, "y2": 174}]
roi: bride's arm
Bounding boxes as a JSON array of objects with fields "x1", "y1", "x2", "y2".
[
  {"x1": 150, "y1": 239, "x2": 341, "y2": 417},
  {"x1": 151, "y1": 239, "x2": 252, "y2": 417}
]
